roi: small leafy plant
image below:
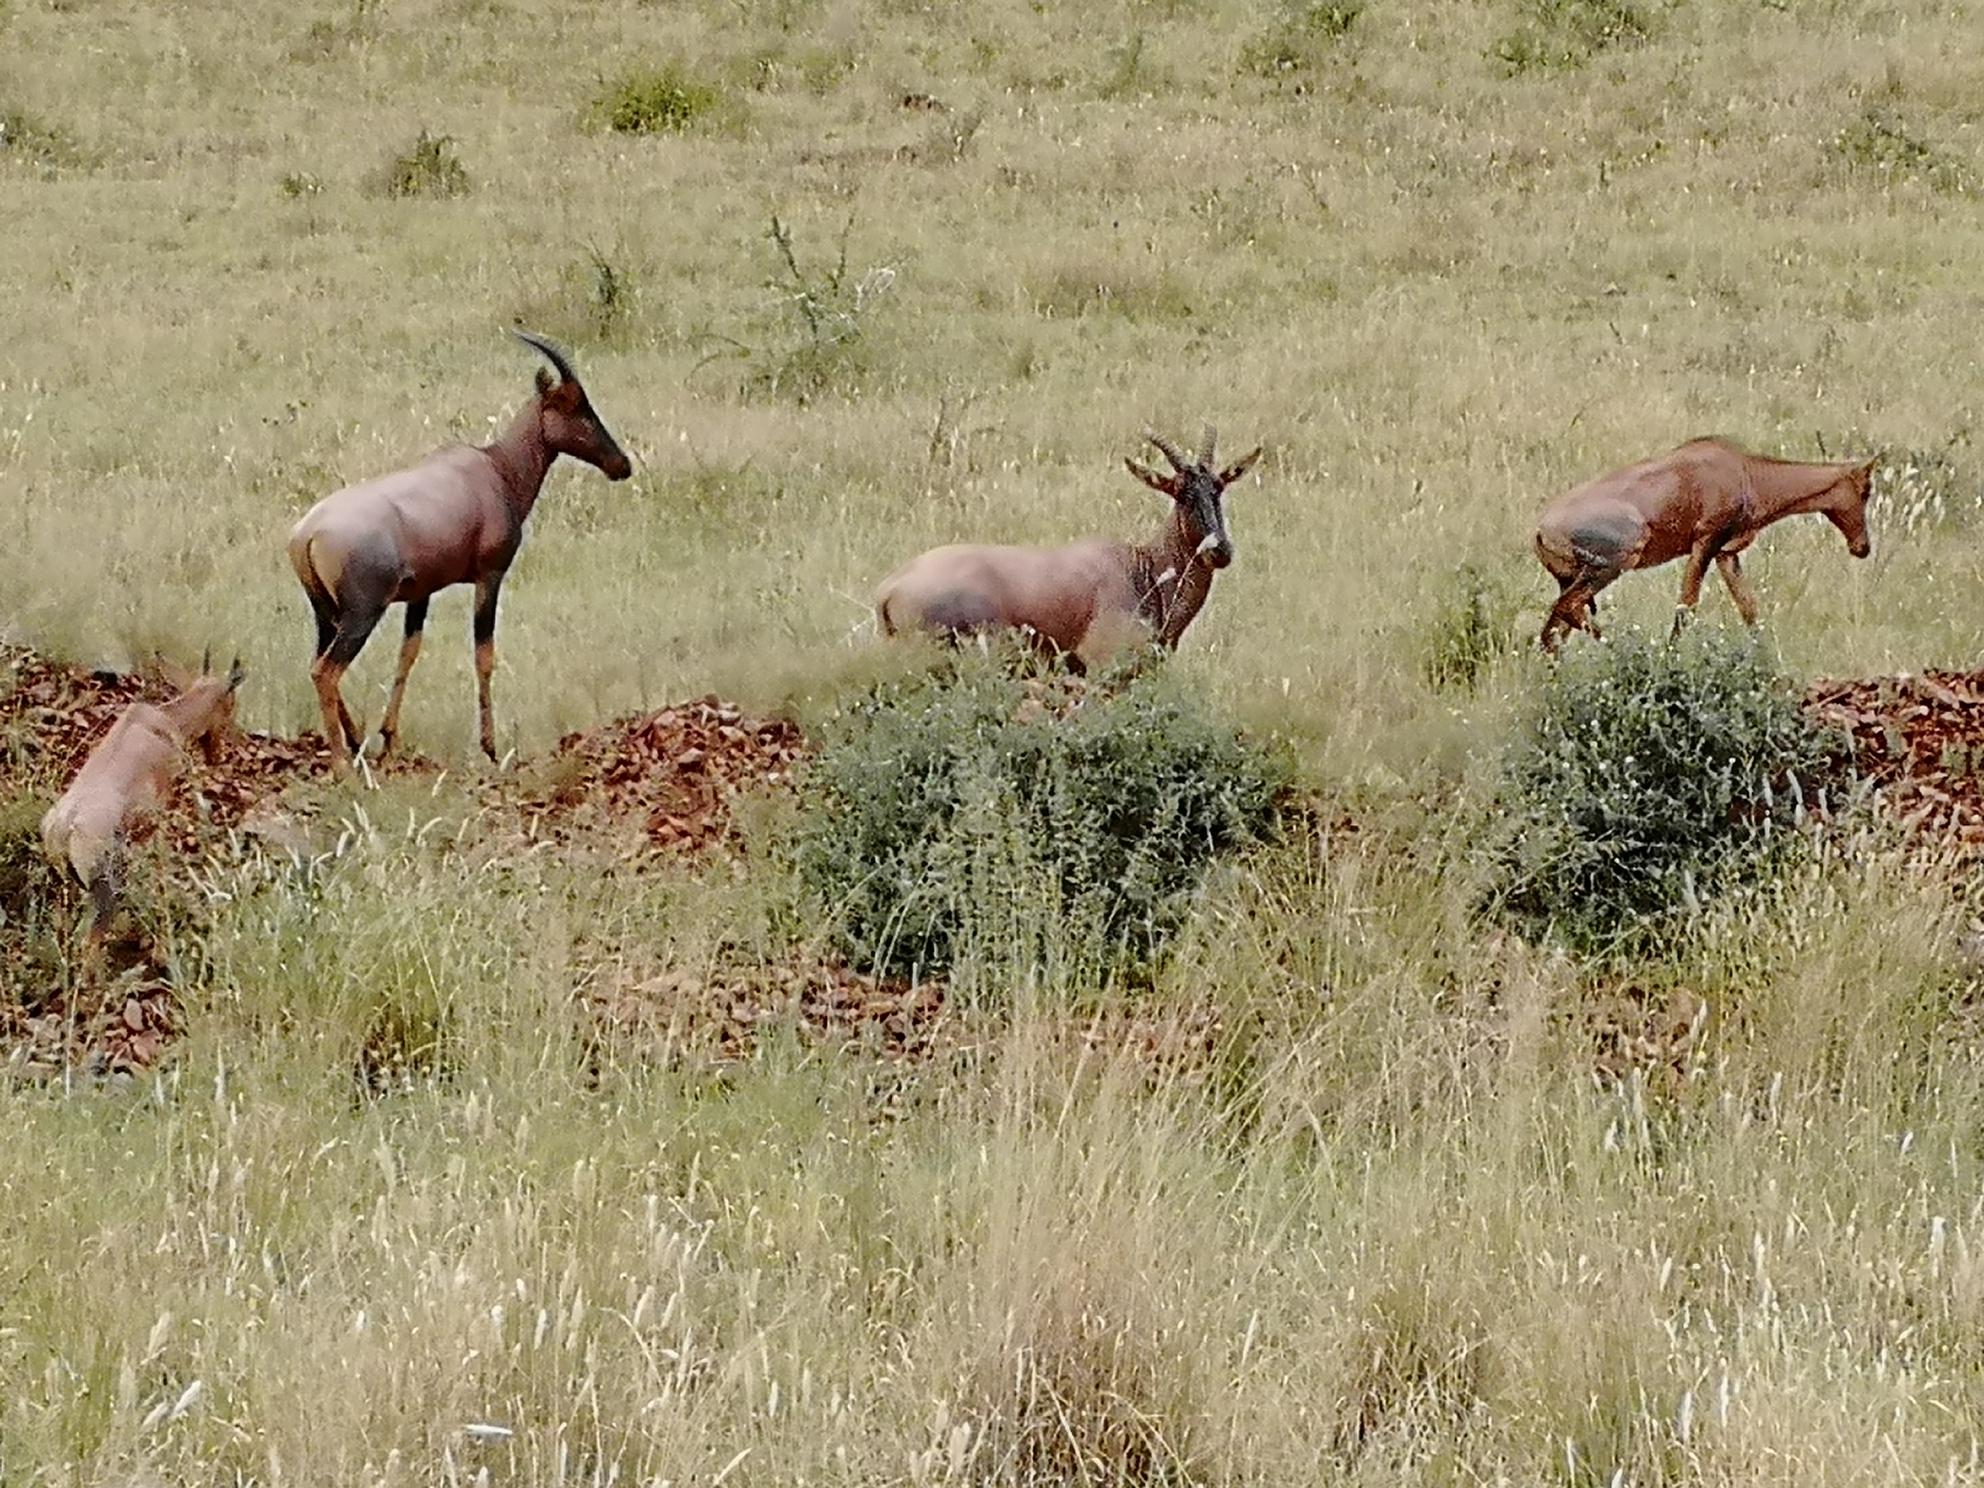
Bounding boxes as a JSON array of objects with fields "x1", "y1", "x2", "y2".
[
  {"x1": 1493, "y1": 0, "x2": 1650, "y2": 76},
  {"x1": 1831, "y1": 108, "x2": 1972, "y2": 195},
  {"x1": 1421, "y1": 562, "x2": 1522, "y2": 693},
  {"x1": 716, "y1": 213, "x2": 899, "y2": 402},
  {"x1": 385, "y1": 130, "x2": 470, "y2": 198},
  {"x1": 593, "y1": 64, "x2": 721, "y2": 135},
  {"x1": 791, "y1": 657, "x2": 1291, "y2": 983},
  {"x1": 1487, "y1": 625, "x2": 1838, "y2": 954},
  {"x1": 1242, "y1": 0, "x2": 1363, "y2": 78}
]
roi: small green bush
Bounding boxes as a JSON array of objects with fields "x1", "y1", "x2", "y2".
[
  {"x1": 384, "y1": 130, "x2": 470, "y2": 199},
  {"x1": 791, "y1": 659, "x2": 1292, "y2": 983},
  {"x1": 593, "y1": 64, "x2": 720, "y2": 135},
  {"x1": 1493, "y1": 0, "x2": 1650, "y2": 75},
  {"x1": 1488, "y1": 626, "x2": 1837, "y2": 954}
]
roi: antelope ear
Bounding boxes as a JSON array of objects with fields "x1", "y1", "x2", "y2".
[
  {"x1": 1125, "y1": 457, "x2": 1177, "y2": 495},
  {"x1": 1219, "y1": 447, "x2": 1264, "y2": 485},
  {"x1": 535, "y1": 365, "x2": 556, "y2": 397},
  {"x1": 155, "y1": 652, "x2": 194, "y2": 692}
]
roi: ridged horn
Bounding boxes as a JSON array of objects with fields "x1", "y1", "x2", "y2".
[
  {"x1": 1146, "y1": 430, "x2": 1190, "y2": 472},
  {"x1": 513, "y1": 328, "x2": 579, "y2": 386}
]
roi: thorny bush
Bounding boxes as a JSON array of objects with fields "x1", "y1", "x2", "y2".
[
  {"x1": 792, "y1": 657, "x2": 1291, "y2": 983},
  {"x1": 1488, "y1": 625, "x2": 1840, "y2": 955}
]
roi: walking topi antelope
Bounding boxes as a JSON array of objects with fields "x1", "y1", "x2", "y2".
[
  {"x1": 41, "y1": 654, "x2": 246, "y2": 943},
  {"x1": 1535, "y1": 437, "x2": 1876, "y2": 652},
  {"x1": 874, "y1": 428, "x2": 1263, "y2": 669},
  {"x1": 287, "y1": 330, "x2": 633, "y2": 772}
]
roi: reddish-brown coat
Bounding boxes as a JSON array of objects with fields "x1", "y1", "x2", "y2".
[
  {"x1": 875, "y1": 431, "x2": 1262, "y2": 670},
  {"x1": 41, "y1": 659, "x2": 245, "y2": 938},
  {"x1": 286, "y1": 333, "x2": 631, "y2": 771},
  {"x1": 1535, "y1": 437, "x2": 1875, "y2": 651}
]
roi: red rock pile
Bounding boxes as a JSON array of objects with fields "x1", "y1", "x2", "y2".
[
  {"x1": 509, "y1": 696, "x2": 806, "y2": 858},
  {"x1": 1807, "y1": 669, "x2": 1984, "y2": 848}
]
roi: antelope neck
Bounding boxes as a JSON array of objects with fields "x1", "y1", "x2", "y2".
[
  {"x1": 1746, "y1": 460, "x2": 1851, "y2": 521},
  {"x1": 1132, "y1": 506, "x2": 1218, "y2": 646},
  {"x1": 483, "y1": 401, "x2": 556, "y2": 520}
]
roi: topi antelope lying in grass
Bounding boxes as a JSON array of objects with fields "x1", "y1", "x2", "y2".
[
  {"x1": 1536, "y1": 437, "x2": 1875, "y2": 651},
  {"x1": 41, "y1": 654, "x2": 245, "y2": 944},
  {"x1": 874, "y1": 427, "x2": 1263, "y2": 669},
  {"x1": 287, "y1": 330, "x2": 633, "y2": 773}
]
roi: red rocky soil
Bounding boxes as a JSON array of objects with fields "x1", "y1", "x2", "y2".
[
  {"x1": 0, "y1": 646, "x2": 950, "y2": 1079},
  {"x1": 11, "y1": 645, "x2": 1984, "y2": 1082},
  {"x1": 1808, "y1": 669, "x2": 1984, "y2": 850}
]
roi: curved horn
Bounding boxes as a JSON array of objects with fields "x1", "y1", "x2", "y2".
[
  {"x1": 513, "y1": 328, "x2": 580, "y2": 386},
  {"x1": 1198, "y1": 423, "x2": 1218, "y2": 467},
  {"x1": 1146, "y1": 430, "x2": 1190, "y2": 472}
]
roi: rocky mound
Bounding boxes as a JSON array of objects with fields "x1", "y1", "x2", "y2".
[{"x1": 1808, "y1": 669, "x2": 1984, "y2": 848}]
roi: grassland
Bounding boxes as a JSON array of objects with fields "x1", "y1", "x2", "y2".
[{"x1": 5, "y1": 0, "x2": 1984, "y2": 1481}]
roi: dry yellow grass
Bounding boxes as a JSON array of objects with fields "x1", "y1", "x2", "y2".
[{"x1": 6, "y1": 0, "x2": 1984, "y2": 1480}]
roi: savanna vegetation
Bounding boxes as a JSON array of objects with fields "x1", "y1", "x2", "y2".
[{"x1": 4, "y1": 0, "x2": 1984, "y2": 1481}]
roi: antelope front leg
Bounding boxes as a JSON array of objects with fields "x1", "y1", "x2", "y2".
[
  {"x1": 1672, "y1": 543, "x2": 1714, "y2": 638},
  {"x1": 472, "y1": 574, "x2": 505, "y2": 763},
  {"x1": 1716, "y1": 552, "x2": 1762, "y2": 626},
  {"x1": 377, "y1": 598, "x2": 429, "y2": 758}
]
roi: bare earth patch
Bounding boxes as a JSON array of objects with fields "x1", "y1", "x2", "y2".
[{"x1": 0, "y1": 646, "x2": 958, "y2": 1078}]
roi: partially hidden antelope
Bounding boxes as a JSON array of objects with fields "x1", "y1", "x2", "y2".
[
  {"x1": 287, "y1": 330, "x2": 633, "y2": 772},
  {"x1": 1535, "y1": 437, "x2": 1876, "y2": 652},
  {"x1": 875, "y1": 428, "x2": 1263, "y2": 669},
  {"x1": 41, "y1": 654, "x2": 246, "y2": 943}
]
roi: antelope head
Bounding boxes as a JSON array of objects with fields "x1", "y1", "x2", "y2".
[
  {"x1": 1125, "y1": 426, "x2": 1263, "y2": 571},
  {"x1": 1830, "y1": 457, "x2": 1877, "y2": 559},
  {"x1": 515, "y1": 329, "x2": 634, "y2": 481}
]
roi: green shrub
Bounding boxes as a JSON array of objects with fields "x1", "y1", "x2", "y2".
[
  {"x1": 593, "y1": 64, "x2": 720, "y2": 135},
  {"x1": 384, "y1": 130, "x2": 470, "y2": 199},
  {"x1": 1487, "y1": 626, "x2": 1837, "y2": 954},
  {"x1": 791, "y1": 659, "x2": 1292, "y2": 983},
  {"x1": 1493, "y1": 0, "x2": 1650, "y2": 75}
]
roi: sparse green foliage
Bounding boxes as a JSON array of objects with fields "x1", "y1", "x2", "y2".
[
  {"x1": 1421, "y1": 562, "x2": 1522, "y2": 693},
  {"x1": 0, "y1": 107, "x2": 90, "y2": 171},
  {"x1": 278, "y1": 171, "x2": 322, "y2": 198},
  {"x1": 1493, "y1": 0, "x2": 1651, "y2": 74},
  {"x1": 728, "y1": 213, "x2": 899, "y2": 401},
  {"x1": 1831, "y1": 108, "x2": 1972, "y2": 194},
  {"x1": 384, "y1": 129, "x2": 469, "y2": 198},
  {"x1": 1489, "y1": 626, "x2": 1837, "y2": 953},
  {"x1": 593, "y1": 63, "x2": 721, "y2": 134},
  {"x1": 791, "y1": 659, "x2": 1291, "y2": 982},
  {"x1": 1242, "y1": 0, "x2": 1363, "y2": 78}
]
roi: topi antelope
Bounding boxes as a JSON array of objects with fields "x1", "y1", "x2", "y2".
[
  {"x1": 874, "y1": 427, "x2": 1263, "y2": 669},
  {"x1": 1535, "y1": 437, "x2": 1876, "y2": 652},
  {"x1": 41, "y1": 654, "x2": 245, "y2": 943},
  {"x1": 287, "y1": 330, "x2": 633, "y2": 772}
]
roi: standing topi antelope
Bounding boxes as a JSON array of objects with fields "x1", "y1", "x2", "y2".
[
  {"x1": 287, "y1": 330, "x2": 633, "y2": 772},
  {"x1": 874, "y1": 427, "x2": 1263, "y2": 669},
  {"x1": 1535, "y1": 437, "x2": 1876, "y2": 652},
  {"x1": 41, "y1": 654, "x2": 246, "y2": 944}
]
